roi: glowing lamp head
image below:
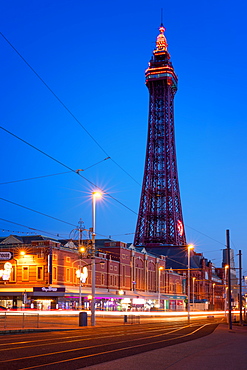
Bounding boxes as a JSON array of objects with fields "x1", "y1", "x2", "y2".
[
  {"x1": 159, "y1": 266, "x2": 164, "y2": 271},
  {"x1": 87, "y1": 295, "x2": 92, "y2": 300},
  {"x1": 188, "y1": 244, "x2": 194, "y2": 250},
  {"x1": 225, "y1": 264, "x2": 229, "y2": 269},
  {"x1": 20, "y1": 251, "x2": 26, "y2": 256},
  {"x1": 79, "y1": 246, "x2": 86, "y2": 253},
  {"x1": 92, "y1": 191, "x2": 102, "y2": 199}
]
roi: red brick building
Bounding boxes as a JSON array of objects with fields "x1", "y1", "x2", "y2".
[{"x1": 0, "y1": 235, "x2": 225, "y2": 311}]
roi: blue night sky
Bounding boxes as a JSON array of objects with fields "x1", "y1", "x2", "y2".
[{"x1": 1, "y1": 0, "x2": 247, "y2": 274}]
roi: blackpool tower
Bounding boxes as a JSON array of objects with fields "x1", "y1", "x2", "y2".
[{"x1": 134, "y1": 24, "x2": 186, "y2": 247}]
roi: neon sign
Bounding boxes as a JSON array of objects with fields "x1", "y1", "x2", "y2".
[
  {"x1": 177, "y1": 220, "x2": 184, "y2": 236},
  {"x1": 0, "y1": 262, "x2": 12, "y2": 280}
]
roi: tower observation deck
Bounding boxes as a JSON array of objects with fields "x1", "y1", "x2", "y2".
[{"x1": 134, "y1": 25, "x2": 186, "y2": 247}]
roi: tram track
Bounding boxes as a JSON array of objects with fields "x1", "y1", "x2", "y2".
[{"x1": 0, "y1": 322, "x2": 218, "y2": 369}]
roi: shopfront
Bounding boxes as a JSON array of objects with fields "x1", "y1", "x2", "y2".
[{"x1": 162, "y1": 294, "x2": 186, "y2": 311}]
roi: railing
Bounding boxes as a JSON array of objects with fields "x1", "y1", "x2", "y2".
[{"x1": 0, "y1": 312, "x2": 40, "y2": 329}]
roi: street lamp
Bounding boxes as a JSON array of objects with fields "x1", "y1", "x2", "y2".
[
  {"x1": 91, "y1": 191, "x2": 102, "y2": 326},
  {"x1": 187, "y1": 244, "x2": 194, "y2": 323},
  {"x1": 192, "y1": 277, "x2": 196, "y2": 310},
  {"x1": 158, "y1": 266, "x2": 164, "y2": 308}
]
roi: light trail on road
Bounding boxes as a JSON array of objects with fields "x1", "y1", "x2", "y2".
[{"x1": 0, "y1": 321, "x2": 219, "y2": 370}]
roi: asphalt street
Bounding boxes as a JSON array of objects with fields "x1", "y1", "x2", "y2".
[{"x1": 0, "y1": 321, "x2": 217, "y2": 369}]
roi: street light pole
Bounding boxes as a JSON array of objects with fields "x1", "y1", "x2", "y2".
[
  {"x1": 79, "y1": 257, "x2": 82, "y2": 309},
  {"x1": 187, "y1": 244, "x2": 194, "y2": 323},
  {"x1": 192, "y1": 277, "x2": 195, "y2": 310},
  {"x1": 224, "y1": 264, "x2": 229, "y2": 316},
  {"x1": 212, "y1": 283, "x2": 215, "y2": 309},
  {"x1": 226, "y1": 229, "x2": 232, "y2": 330},
  {"x1": 158, "y1": 266, "x2": 164, "y2": 308},
  {"x1": 91, "y1": 191, "x2": 102, "y2": 326}
]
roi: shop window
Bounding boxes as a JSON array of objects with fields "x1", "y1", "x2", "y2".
[
  {"x1": 53, "y1": 266, "x2": 57, "y2": 280},
  {"x1": 37, "y1": 266, "x2": 44, "y2": 280},
  {"x1": 22, "y1": 266, "x2": 29, "y2": 281}
]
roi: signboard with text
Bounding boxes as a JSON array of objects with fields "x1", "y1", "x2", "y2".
[
  {"x1": 0, "y1": 251, "x2": 13, "y2": 260},
  {"x1": 33, "y1": 287, "x2": 65, "y2": 293}
]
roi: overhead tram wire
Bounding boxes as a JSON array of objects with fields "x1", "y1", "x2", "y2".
[
  {"x1": 0, "y1": 125, "x2": 228, "y2": 246},
  {"x1": 0, "y1": 218, "x2": 67, "y2": 238},
  {"x1": 0, "y1": 32, "x2": 141, "y2": 187},
  {"x1": 0, "y1": 157, "x2": 110, "y2": 185},
  {"x1": 0, "y1": 126, "x2": 137, "y2": 216},
  {"x1": 0, "y1": 197, "x2": 77, "y2": 228},
  {"x1": 1, "y1": 35, "x2": 228, "y2": 249}
]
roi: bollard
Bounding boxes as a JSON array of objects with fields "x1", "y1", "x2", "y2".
[
  {"x1": 79, "y1": 312, "x2": 87, "y2": 326},
  {"x1": 124, "y1": 315, "x2": 128, "y2": 324}
]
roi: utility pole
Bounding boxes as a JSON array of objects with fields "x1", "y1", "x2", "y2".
[
  {"x1": 226, "y1": 229, "x2": 232, "y2": 330},
  {"x1": 239, "y1": 250, "x2": 243, "y2": 325}
]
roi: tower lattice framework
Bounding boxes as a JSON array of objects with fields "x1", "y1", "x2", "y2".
[{"x1": 134, "y1": 25, "x2": 186, "y2": 246}]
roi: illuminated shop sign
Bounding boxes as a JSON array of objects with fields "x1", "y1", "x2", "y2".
[
  {"x1": 33, "y1": 287, "x2": 65, "y2": 293},
  {"x1": 132, "y1": 298, "x2": 145, "y2": 305},
  {"x1": 76, "y1": 266, "x2": 88, "y2": 283},
  {"x1": 0, "y1": 262, "x2": 12, "y2": 280},
  {"x1": 0, "y1": 251, "x2": 13, "y2": 260}
]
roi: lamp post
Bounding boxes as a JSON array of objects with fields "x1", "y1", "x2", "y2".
[
  {"x1": 224, "y1": 264, "x2": 229, "y2": 316},
  {"x1": 78, "y1": 246, "x2": 86, "y2": 310},
  {"x1": 187, "y1": 244, "x2": 194, "y2": 323},
  {"x1": 212, "y1": 283, "x2": 215, "y2": 309},
  {"x1": 158, "y1": 266, "x2": 164, "y2": 308},
  {"x1": 91, "y1": 191, "x2": 102, "y2": 326},
  {"x1": 192, "y1": 277, "x2": 196, "y2": 310}
]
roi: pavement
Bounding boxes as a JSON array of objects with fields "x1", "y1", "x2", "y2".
[{"x1": 84, "y1": 324, "x2": 247, "y2": 370}]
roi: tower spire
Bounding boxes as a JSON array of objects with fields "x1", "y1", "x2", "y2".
[{"x1": 155, "y1": 24, "x2": 168, "y2": 51}]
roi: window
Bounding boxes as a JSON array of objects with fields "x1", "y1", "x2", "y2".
[
  {"x1": 37, "y1": 249, "x2": 44, "y2": 259},
  {"x1": 73, "y1": 268, "x2": 77, "y2": 283},
  {"x1": 22, "y1": 266, "x2": 29, "y2": 281},
  {"x1": 66, "y1": 268, "x2": 70, "y2": 282},
  {"x1": 53, "y1": 254, "x2": 57, "y2": 261},
  {"x1": 101, "y1": 274, "x2": 104, "y2": 285},
  {"x1": 122, "y1": 265, "x2": 125, "y2": 286},
  {"x1": 10, "y1": 265, "x2": 16, "y2": 282},
  {"x1": 66, "y1": 257, "x2": 71, "y2": 263},
  {"x1": 53, "y1": 266, "x2": 57, "y2": 280},
  {"x1": 37, "y1": 266, "x2": 44, "y2": 280}
]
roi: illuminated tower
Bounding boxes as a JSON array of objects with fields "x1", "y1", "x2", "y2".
[{"x1": 134, "y1": 25, "x2": 186, "y2": 246}]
